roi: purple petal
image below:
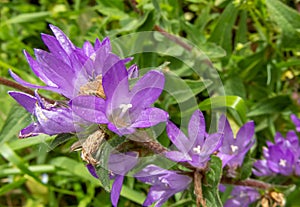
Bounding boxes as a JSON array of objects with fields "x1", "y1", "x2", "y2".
[
  {"x1": 218, "y1": 115, "x2": 234, "y2": 153},
  {"x1": 128, "y1": 64, "x2": 139, "y2": 79},
  {"x1": 234, "y1": 121, "x2": 255, "y2": 148},
  {"x1": 102, "y1": 59, "x2": 129, "y2": 101},
  {"x1": 108, "y1": 152, "x2": 138, "y2": 175},
  {"x1": 166, "y1": 121, "x2": 190, "y2": 153},
  {"x1": 129, "y1": 71, "x2": 165, "y2": 118},
  {"x1": 70, "y1": 95, "x2": 108, "y2": 124},
  {"x1": 253, "y1": 160, "x2": 273, "y2": 176},
  {"x1": 201, "y1": 132, "x2": 223, "y2": 156},
  {"x1": 8, "y1": 91, "x2": 37, "y2": 113},
  {"x1": 41, "y1": 34, "x2": 70, "y2": 65},
  {"x1": 111, "y1": 175, "x2": 124, "y2": 207},
  {"x1": 83, "y1": 41, "x2": 95, "y2": 57},
  {"x1": 19, "y1": 123, "x2": 40, "y2": 138},
  {"x1": 131, "y1": 108, "x2": 168, "y2": 128},
  {"x1": 49, "y1": 24, "x2": 75, "y2": 55},
  {"x1": 165, "y1": 151, "x2": 191, "y2": 162},
  {"x1": 291, "y1": 114, "x2": 300, "y2": 132},
  {"x1": 23, "y1": 50, "x2": 58, "y2": 87},
  {"x1": 86, "y1": 164, "x2": 98, "y2": 178},
  {"x1": 9, "y1": 70, "x2": 59, "y2": 92},
  {"x1": 35, "y1": 106, "x2": 78, "y2": 135},
  {"x1": 188, "y1": 110, "x2": 206, "y2": 147}
]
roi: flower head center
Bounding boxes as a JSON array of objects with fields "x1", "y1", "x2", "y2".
[
  {"x1": 193, "y1": 145, "x2": 201, "y2": 154},
  {"x1": 119, "y1": 103, "x2": 133, "y2": 114},
  {"x1": 279, "y1": 159, "x2": 287, "y2": 167},
  {"x1": 79, "y1": 75, "x2": 105, "y2": 98},
  {"x1": 230, "y1": 145, "x2": 239, "y2": 153}
]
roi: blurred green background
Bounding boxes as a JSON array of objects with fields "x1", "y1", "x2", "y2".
[{"x1": 0, "y1": 0, "x2": 300, "y2": 206}]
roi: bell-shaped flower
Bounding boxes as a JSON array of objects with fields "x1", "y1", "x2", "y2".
[
  {"x1": 8, "y1": 91, "x2": 84, "y2": 138},
  {"x1": 217, "y1": 115, "x2": 255, "y2": 168},
  {"x1": 9, "y1": 24, "x2": 126, "y2": 99},
  {"x1": 71, "y1": 60, "x2": 168, "y2": 136},
  {"x1": 87, "y1": 152, "x2": 138, "y2": 207},
  {"x1": 253, "y1": 131, "x2": 299, "y2": 176},
  {"x1": 135, "y1": 164, "x2": 192, "y2": 207},
  {"x1": 222, "y1": 186, "x2": 260, "y2": 207},
  {"x1": 165, "y1": 110, "x2": 223, "y2": 168}
]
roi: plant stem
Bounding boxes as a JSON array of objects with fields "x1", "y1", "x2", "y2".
[
  {"x1": 194, "y1": 170, "x2": 206, "y2": 207},
  {"x1": 0, "y1": 77, "x2": 55, "y2": 103}
]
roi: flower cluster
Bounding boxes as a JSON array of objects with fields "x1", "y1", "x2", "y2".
[
  {"x1": 8, "y1": 25, "x2": 300, "y2": 207},
  {"x1": 253, "y1": 129, "x2": 300, "y2": 177}
]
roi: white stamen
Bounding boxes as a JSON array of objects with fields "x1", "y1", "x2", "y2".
[
  {"x1": 279, "y1": 159, "x2": 287, "y2": 167},
  {"x1": 119, "y1": 103, "x2": 133, "y2": 113},
  {"x1": 35, "y1": 105, "x2": 48, "y2": 121},
  {"x1": 230, "y1": 145, "x2": 239, "y2": 153},
  {"x1": 90, "y1": 53, "x2": 96, "y2": 61},
  {"x1": 193, "y1": 145, "x2": 201, "y2": 154}
]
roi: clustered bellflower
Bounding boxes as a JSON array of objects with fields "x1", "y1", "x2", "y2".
[
  {"x1": 87, "y1": 152, "x2": 139, "y2": 207},
  {"x1": 220, "y1": 185, "x2": 260, "y2": 207},
  {"x1": 217, "y1": 115, "x2": 255, "y2": 169},
  {"x1": 165, "y1": 110, "x2": 223, "y2": 168},
  {"x1": 135, "y1": 165, "x2": 192, "y2": 207},
  {"x1": 9, "y1": 24, "x2": 167, "y2": 138},
  {"x1": 253, "y1": 129, "x2": 300, "y2": 176},
  {"x1": 70, "y1": 60, "x2": 168, "y2": 136}
]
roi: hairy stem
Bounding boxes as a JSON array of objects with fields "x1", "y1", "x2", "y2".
[
  {"x1": 221, "y1": 177, "x2": 273, "y2": 190},
  {"x1": 194, "y1": 170, "x2": 206, "y2": 207}
]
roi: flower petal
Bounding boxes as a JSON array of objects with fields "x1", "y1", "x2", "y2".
[
  {"x1": 165, "y1": 151, "x2": 191, "y2": 162},
  {"x1": 9, "y1": 70, "x2": 59, "y2": 92},
  {"x1": 128, "y1": 64, "x2": 139, "y2": 79},
  {"x1": 131, "y1": 107, "x2": 168, "y2": 128},
  {"x1": 102, "y1": 59, "x2": 129, "y2": 101},
  {"x1": 166, "y1": 121, "x2": 190, "y2": 153},
  {"x1": 23, "y1": 50, "x2": 58, "y2": 87},
  {"x1": 19, "y1": 123, "x2": 40, "y2": 138},
  {"x1": 129, "y1": 70, "x2": 165, "y2": 118},
  {"x1": 49, "y1": 24, "x2": 75, "y2": 55},
  {"x1": 70, "y1": 95, "x2": 108, "y2": 124},
  {"x1": 188, "y1": 110, "x2": 206, "y2": 147},
  {"x1": 8, "y1": 91, "x2": 37, "y2": 113},
  {"x1": 111, "y1": 175, "x2": 124, "y2": 207}
]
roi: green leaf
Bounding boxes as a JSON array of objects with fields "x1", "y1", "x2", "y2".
[
  {"x1": 202, "y1": 156, "x2": 223, "y2": 207},
  {"x1": 247, "y1": 95, "x2": 292, "y2": 117},
  {"x1": 95, "y1": 141, "x2": 113, "y2": 192},
  {"x1": 0, "y1": 178, "x2": 27, "y2": 196},
  {"x1": 266, "y1": 0, "x2": 300, "y2": 49},
  {"x1": 164, "y1": 71, "x2": 212, "y2": 104},
  {"x1": 0, "y1": 104, "x2": 31, "y2": 145},
  {"x1": 238, "y1": 152, "x2": 255, "y2": 180},
  {"x1": 208, "y1": 2, "x2": 239, "y2": 59},
  {"x1": 199, "y1": 96, "x2": 247, "y2": 123},
  {"x1": 49, "y1": 133, "x2": 75, "y2": 150},
  {"x1": 2, "y1": 11, "x2": 50, "y2": 25},
  {"x1": 0, "y1": 143, "x2": 41, "y2": 182}
]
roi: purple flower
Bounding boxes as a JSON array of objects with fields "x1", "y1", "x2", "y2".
[
  {"x1": 165, "y1": 110, "x2": 223, "y2": 168},
  {"x1": 291, "y1": 114, "x2": 300, "y2": 132},
  {"x1": 135, "y1": 164, "x2": 192, "y2": 207},
  {"x1": 253, "y1": 131, "x2": 300, "y2": 176},
  {"x1": 71, "y1": 60, "x2": 168, "y2": 136},
  {"x1": 217, "y1": 115, "x2": 255, "y2": 168},
  {"x1": 87, "y1": 152, "x2": 138, "y2": 207},
  {"x1": 252, "y1": 159, "x2": 274, "y2": 176},
  {"x1": 223, "y1": 186, "x2": 260, "y2": 207},
  {"x1": 10, "y1": 24, "x2": 124, "y2": 99},
  {"x1": 8, "y1": 91, "x2": 84, "y2": 138},
  {"x1": 266, "y1": 145, "x2": 295, "y2": 176}
]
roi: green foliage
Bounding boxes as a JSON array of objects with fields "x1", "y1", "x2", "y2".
[
  {"x1": 0, "y1": 0, "x2": 300, "y2": 206},
  {"x1": 202, "y1": 156, "x2": 223, "y2": 207}
]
